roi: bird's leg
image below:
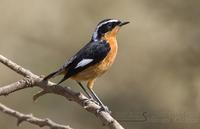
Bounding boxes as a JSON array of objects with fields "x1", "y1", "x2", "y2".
[
  {"x1": 87, "y1": 80, "x2": 111, "y2": 114},
  {"x1": 88, "y1": 88, "x2": 111, "y2": 114},
  {"x1": 77, "y1": 81, "x2": 93, "y2": 99},
  {"x1": 77, "y1": 81, "x2": 99, "y2": 105}
]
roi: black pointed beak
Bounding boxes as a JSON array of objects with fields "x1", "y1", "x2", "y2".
[{"x1": 119, "y1": 21, "x2": 130, "y2": 27}]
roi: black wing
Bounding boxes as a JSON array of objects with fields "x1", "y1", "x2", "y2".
[{"x1": 57, "y1": 40, "x2": 111, "y2": 84}]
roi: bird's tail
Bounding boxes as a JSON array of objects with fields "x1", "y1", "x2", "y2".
[
  {"x1": 43, "y1": 68, "x2": 64, "y2": 81},
  {"x1": 56, "y1": 73, "x2": 71, "y2": 85}
]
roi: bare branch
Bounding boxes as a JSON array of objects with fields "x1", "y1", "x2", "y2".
[
  {"x1": 0, "y1": 54, "x2": 124, "y2": 129},
  {"x1": 0, "y1": 77, "x2": 34, "y2": 96},
  {"x1": 0, "y1": 55, "x2": 33, "y2": 77},
  {"x1": 0, "y1": 102, "x2": 72, "y2": 129}
]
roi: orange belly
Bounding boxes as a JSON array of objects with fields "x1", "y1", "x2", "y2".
[{"x1": 71, "y1": 37, "x2": 118, "y2": 81}]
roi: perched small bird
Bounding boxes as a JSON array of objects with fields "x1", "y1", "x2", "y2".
[{"x1": 44, "y1": 19, "x2": 129, "y2": 113}]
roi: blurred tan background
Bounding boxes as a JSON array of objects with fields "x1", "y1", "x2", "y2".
[{"x1": 0, "y1": 0, "x2": 200, "y2": 129}]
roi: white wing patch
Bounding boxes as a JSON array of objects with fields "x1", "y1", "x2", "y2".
[{"x1": 75, "y1": 59, "x2": 93, "y2": 68}]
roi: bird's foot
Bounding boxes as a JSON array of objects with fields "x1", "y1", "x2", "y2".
[
  {"x1": 84, "y1": 98, "x2": 99, "y2": 105},
  {"x1": 100, "y1": 105, "x2": 112, "y2": 114},
  {"x1": 89, "y1": 98, "x2": 100, "y2": 105}
]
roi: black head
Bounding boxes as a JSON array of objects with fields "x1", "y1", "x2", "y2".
[{"x1": 92, "y1": 19, "x2": 129, "y2": 41}]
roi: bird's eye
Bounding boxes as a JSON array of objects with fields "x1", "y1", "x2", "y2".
[{"x1": 107, "y1": 23, "x2": 113, "y2": 29}]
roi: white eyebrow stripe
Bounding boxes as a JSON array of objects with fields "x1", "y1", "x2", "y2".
[
  {"x1": 93, "y1": 19, "x2": 119, "y2": 41},
  {"x1": 75, "y1": 59, "x2": 93, "y2": 68},
  {"x1": 96, "y1": 19, "x2": 119, "y2": 30}
]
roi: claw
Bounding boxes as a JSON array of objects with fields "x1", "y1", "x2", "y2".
[
  {"x1": 89, "y1": 98, "x2": 99, "y2": 105},
  {"x1": 83, "y1": 98, "x2": 99, "y2": 107},
  {"x1": 100, "y1": 105, "x2": 112, "y2": 114}
]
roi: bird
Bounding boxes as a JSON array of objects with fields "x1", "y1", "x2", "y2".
[{"x1": 43, "y1": 19, "x2": 129, "y2": 113}]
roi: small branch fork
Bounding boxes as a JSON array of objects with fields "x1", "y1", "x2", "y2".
[{"x1": 0, "y1": 55, "x2": 124, "y2": 129}]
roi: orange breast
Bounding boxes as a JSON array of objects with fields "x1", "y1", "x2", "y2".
[
  {"x1": 71, "y1": 27, "x2": 119, "y2": 81},
  {"x1": 98, "y1": 35, "x2": 118, "y2": 73}
]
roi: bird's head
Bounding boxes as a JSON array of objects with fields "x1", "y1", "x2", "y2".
[{"x1": 92, "y1": 19, "x2": 129, "y2": 41}]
